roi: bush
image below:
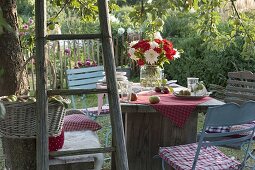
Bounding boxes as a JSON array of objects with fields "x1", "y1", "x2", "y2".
[{"x1": 163, "y1": 12, "x2": 255, "y2": 88}]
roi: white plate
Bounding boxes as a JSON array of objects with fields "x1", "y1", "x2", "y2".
[{"x1": 173, "y1": 92, "x2": 210, "y2": 99}]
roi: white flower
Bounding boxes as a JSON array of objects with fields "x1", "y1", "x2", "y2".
[
  {"x1": 128, "y1": 48, "x2": 135, "y2": 56},
  {"x1": 144, "y1": 49, "x2": 159, "y2": 64},
  {"x1": 189, "y1": 7, "x2": 196, "y2": 13},
  {"x1": 110, "y1": 15, "x2": 119, "y2": 23},
  {"x1": 128, "y1": 48, "x2": 138, "y2": 60},
  {"x1": 149, "y1": 41, "x2": 159, "y2": 49},
  {"x1": 118, "y1": 27, "x2": 125, "y2": 35},
  {"x1": 154, "y1": 32, "x2": 163, "y2": 40},
  {"x1": 173, "y1": 48, "x2": 180, "y2": 59},
  {"x1": 127, "y1": 28, "x2": 134, "y2": 34},
  {"x1": 130, "y1": 40, "x2": 138, "y2": 47}
]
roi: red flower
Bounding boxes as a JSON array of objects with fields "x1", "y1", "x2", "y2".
[
  {"x1": 132, "y1": 40, "x2": 150, "y2": 53},
  {"x1": 154, "y1": 47, "x2": 162, "y2": 54},
  {"x1": 163, "y1": 44, "x2": 172, "y2": 53},
  {"x1": 170, "y1": 49, "x2": 176, "y2": 55},
  {"x1": 137, "y1": 59, "x2": 145, "y2": 66},
  {"x1": 162, "y1": 39, "x2": 172, "y2": 45},
  {"x1": 166, "y1": 53, "x2": 174, "y2": 60},
  {"x1": 154, "y1": 39, "x2": 162, "y2": 44}
]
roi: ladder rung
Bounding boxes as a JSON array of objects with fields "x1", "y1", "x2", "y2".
[
  {"x1": 46, "y1": 34, "x2": 102, "y2": 40},
  {"x1": 49, "y1": 147, "x2": 115, "y2": 157},
  {"x1": 47, "y1": 89, "x2": 108, "y2": 96}
]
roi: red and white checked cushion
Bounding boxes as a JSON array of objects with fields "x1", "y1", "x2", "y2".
[
  {"x1": 63, "y1": 114, "x2": 102, "y2": 131},
  {"x1": 49, "y1": 129, "x2": 64, "y2": 151},
  {"x1": 230, "y1": 123, "x2": 255, "y2": 137},
  {"x1": 159, "y1": 143, "x2": 240, "y2": 170}
]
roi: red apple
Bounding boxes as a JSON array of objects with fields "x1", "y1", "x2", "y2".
[
  {"x1": 131, "y1": 93, "x2": 138, "y2": 101},
  {"x1": 154, "y1": 87, "x2": 162, "y2": 93},
  {"x1": 162, "y1": 87, "x2": 170, "y2": 94}
]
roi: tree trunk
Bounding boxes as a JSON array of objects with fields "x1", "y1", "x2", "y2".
[
  {"x1": 0, "y1": 0, "x2": 29, "y2": 96},
  {"x1": 0, "y1": 1, "x2": 32, "y2": 169}
]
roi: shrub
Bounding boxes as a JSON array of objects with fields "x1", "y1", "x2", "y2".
[{"x1": 163, "y1": 12, "x2": 255, "y2": 87}]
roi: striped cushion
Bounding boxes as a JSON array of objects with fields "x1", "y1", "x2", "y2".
[
  {"x1": 63, "y1": 114, "x2": 102, "y2": 131},
  {"x1": 159, "y1": 143, "x2": 240, "y2": 170},
  {"x1": 205, "y1": 126, "x2": 230, "y2": 133}
]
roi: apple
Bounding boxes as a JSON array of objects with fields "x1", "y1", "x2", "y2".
[
  {"x1": 154, "y1": 87, "x2": 162, "y2": 93},
  {"x1": 130, "y1": 93, "x2": 138, "y2": 101},
  {"x1": 162, "y1": 79, "x2": 168, "y2": 86},
  {"x1": 162, "y1": 87, "x2": 170, "y2": 94},
  {"x1": 149, "y1": 96, "x2": 160, "y2": 104}
]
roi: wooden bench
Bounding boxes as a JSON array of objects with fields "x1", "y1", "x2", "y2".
[{"x1": 225, "y1": 71, "x2": 255, "y2": 104}]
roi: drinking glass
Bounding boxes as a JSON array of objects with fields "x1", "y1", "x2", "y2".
[
  {"x1": 187, "y1": 77, "x2": 199, "y2": 92},
  {"x1": 119, "y1": 81, "x2": 133, "y2": 102}
]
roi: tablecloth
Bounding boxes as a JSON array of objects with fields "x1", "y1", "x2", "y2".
[{"x1": 131, "y1": 91, "x2": 212, "y2": 127}]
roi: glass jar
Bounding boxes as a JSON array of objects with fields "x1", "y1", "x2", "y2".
[{"x1": 140, "y1": 65, "x2": 163, "y2": 89}]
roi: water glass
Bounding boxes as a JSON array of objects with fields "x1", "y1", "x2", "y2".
[
  {"x1": 187, "y1": 77, "x2": 199, "y2": 92},
  {"x1": 119, "y1": 81, "x2": 133, "y2": 102}
]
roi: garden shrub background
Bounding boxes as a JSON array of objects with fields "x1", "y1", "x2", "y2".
[{"x1": 162, "y1": 11, "x2": 255, "y2": 88}]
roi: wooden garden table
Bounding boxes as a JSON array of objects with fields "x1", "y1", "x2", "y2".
[{"x1": 120, "y1": 93, "x2": 224, "y2": 170}]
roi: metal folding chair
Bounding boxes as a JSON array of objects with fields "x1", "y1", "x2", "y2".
[{"x1": 159, "y1": 101, "x2": 255, "y2": 170}]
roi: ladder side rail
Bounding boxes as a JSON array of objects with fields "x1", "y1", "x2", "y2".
[
  {"x1": 35, "y1": 0, "x2": 49, "y2": 169},
  {"x1": 98, "y1": 0, "x2": 129, "y2": 169}
]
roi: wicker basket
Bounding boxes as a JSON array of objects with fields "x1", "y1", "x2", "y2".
[{"x1": 0, "y1": 101, "x2": 65, "y2": 138}]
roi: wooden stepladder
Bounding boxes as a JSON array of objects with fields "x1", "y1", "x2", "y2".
[{"x1": 34, "y1": 0, "x2": 129, "y2": 169}]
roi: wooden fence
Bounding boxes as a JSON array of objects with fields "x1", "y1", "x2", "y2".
[{"x1": 24, "y1": 33, "x2": 141, "y2": 92}]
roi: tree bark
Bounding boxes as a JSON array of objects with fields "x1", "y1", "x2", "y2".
[{"x1": 0, "y1": 0, "x2": 29, "y2": 96}]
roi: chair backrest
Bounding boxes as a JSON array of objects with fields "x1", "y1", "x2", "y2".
[
  {"x1": 66, "y1": 66, "x2": 105, "y2": 109},
  {"x1": 66, "y1": 66, "x2": 105, "y2": 90},
  {"x1": 225, "y1": 71, "x2": 255, "y2": 104},
  {"x1": 193, "y1": 101, "x2": 255, "y2": 169}
]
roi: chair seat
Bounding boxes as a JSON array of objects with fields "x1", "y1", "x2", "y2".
[{"x1": 159, "y1": 143, "x2": 240, "y2": 170}]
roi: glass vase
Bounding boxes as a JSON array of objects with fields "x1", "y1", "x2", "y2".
[{"x1": 140, "y1": 65, "x2": 163, "y2": 89}]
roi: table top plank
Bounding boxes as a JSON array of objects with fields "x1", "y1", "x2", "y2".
[{"x1": 121, "y1": 97, "x2": 225, "y2": 113}]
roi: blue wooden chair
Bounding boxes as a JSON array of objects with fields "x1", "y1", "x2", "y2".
[
  {"x1": 159, "y1": 101, "x2": 255, "y2": 170},
  {"x1": 66, "y1": 66, "x2": 108, "y2": 118}
]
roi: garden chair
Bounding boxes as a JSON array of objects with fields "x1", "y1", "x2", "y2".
[
  {"x1": 66, "y1": 65, "x2": 109, "y2": 118},
  {"x1": 159, "y1": 101, "x2": 255, "y2": 170},
  {"x1": 205, "y1": 71, "x2": 255, "y2": 148}
]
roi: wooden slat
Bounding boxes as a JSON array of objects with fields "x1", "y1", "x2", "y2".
[
  {"x1": 226, "y1": 86, "x2": 255, "y2": 93},
  {"x1": 66, "y1": 66, "x2": 104, "y2": 74},
  {"x1": 228, "y1": 71, "x2": 255, "y2": 80},
  {"x1": 49, "y1": 147, "x2": 115, "y2": 157},
  {"x1": 47, "y1": 89, "x2": 108, "y2": 96},
  {"x1": 68, "y1": 84, "x2": 99, "y2": 90},
  {"x1": 67, "y1": 72, "x2": 104, "y2": 81},
  {"x1": 225, "y1": 92, "x2": 255, "y2": 100},
  {"x1": 68, "y1": 78, "x2": 103, "y2": 87},
  {"x1": 47, "y1": 34, "x2": 102, "y2": 40},
  {"x1": 224, "y1": 98, "x2": 246, "y2": 105},
  {"x1": 227, "y1": 79, "x2": 255, "y2": 87}
]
